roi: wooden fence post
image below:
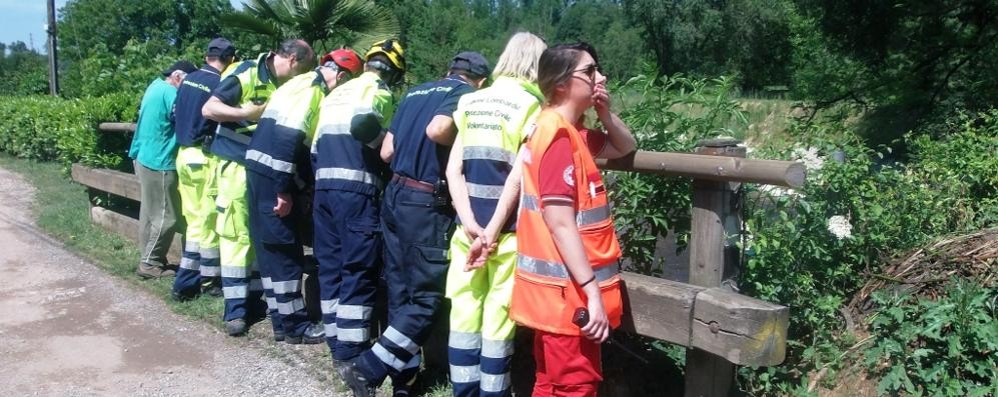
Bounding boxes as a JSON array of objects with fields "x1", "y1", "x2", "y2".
[{"x1": 685, "y1": 138, "x2": 745, "y2": 397}]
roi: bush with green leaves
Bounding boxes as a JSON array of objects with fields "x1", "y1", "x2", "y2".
[
  {"x1": 863, "y1": 279, "x2": 997, "y2": 396},
  {"x1": 0, "y1": 94, "x2": 138, "y2": 169}
]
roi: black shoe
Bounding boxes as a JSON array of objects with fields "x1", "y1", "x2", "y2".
[
  {"x1": 225, "y1": 319, "x2": 247, "y2": 336},
  {"x1": 273, "y1": 328, "x2": 286, "y2": 342},
  {"x1": 392, "y1": 373, "x2": 416, "y2": 397},
  {"x1": 338, "y1": 360, "x2": 377, "y2": 397},
  {"x1": 202, "y1": 284, "x2": 223, "y2": 297},
  {"x1": 286, "y1": 322, "x2": 325, "y2": 345},
  {"x1": 171, "y1": 290, "x2": 195, "y2": 302}
]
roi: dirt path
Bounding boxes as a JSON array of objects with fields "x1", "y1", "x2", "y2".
[{"x1": 0, "y1": 167, "x2": 334, "y2": 396}]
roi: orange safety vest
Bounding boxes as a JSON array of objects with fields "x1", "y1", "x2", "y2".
[{"x1": 509, "y1": 109, "x2": 623, "y2": 336}]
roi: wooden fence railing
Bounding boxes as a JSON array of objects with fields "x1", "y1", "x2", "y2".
[{"x1": 74, "y1": 123, "x2": 800, "y2": 397}]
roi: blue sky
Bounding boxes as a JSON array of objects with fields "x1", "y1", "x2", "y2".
[{"x1": 0, "y1": 0, "x2": 242, "y2": 54}]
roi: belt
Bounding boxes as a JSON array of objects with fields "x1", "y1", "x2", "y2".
[{"x1": 391, "y1": 174, "x2": 434, "y2": 193}]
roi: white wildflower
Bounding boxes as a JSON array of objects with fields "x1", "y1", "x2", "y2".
[
  {"x1": 793, "y1": 147, "x2": 824, "y2": 172},
  {"x1": 826, "y1": 215, "x2": 852, "y2": 240},
  {"x1": 758, "y1": 184, "x2": 803, "y2": 198}
]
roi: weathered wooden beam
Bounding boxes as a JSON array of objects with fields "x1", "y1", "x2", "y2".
[
  {"x1": 619, "y1": 272, "x2": 787, "y2": 367},
  {"x1": 98, "y1": 122, "x2": 136, "y2": 133},
  {"x1": 71, "y1": 163, "x2": 140, "y2": 201},
  {"x1": 90, "y1": 206, "x2": 181, "y2": 262},
  {"x1": 599, "y1": 150, "x2": 805, "y2": 188}
]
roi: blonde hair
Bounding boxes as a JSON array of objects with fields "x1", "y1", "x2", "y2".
[{"x1": 492, "y1": 32, "x2": 547, "y2": 82}]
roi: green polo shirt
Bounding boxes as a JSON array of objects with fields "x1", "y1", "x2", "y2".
[{"x1": 129, "y1": 78, "x2": 179, "y2": 171}]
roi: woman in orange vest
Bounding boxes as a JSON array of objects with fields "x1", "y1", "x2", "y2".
[{"x1": 504, "y1": 42, "x2": 636, "y2": 396}]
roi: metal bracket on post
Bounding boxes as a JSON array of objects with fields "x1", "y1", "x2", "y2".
[{"x1": 685, "y1": 138, "x2": 745, "y2": 397}]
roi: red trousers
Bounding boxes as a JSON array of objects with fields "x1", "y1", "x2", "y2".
[{"x1": 532, "y1": 330, "x2": 603, "y2": 397}]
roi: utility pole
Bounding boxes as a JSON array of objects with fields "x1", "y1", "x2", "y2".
[{"x1": 47, "y1": 0, "x2": 59, "y2": 96}]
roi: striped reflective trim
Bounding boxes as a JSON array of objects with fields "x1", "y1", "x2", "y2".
[
  {"x1": 384, "y1": 326, "x2": 419, "y2": 354},
  {"x1": 314, "y1": 167, "x2": 381, "y2": 188},
  {"x1": 323, "y1": 322, "x2": 337, "y2": 337},
  {"x1": 450, "y1": 364, "x2": 481, "y2": 383},
  {"x1": 337, "y1": 327, "x2": 370, "y2": 343},
  {"x1": 222, "y1": 266, "x2": 249, "y2": 278},
  {"x1": 261, "y1": 277, "x2": 273, "y2": 289},
  {"x1": 517, "y1": 254, "x2": 620, "y2": 283},
  {"x1": 249, "y1": 278, "x2": 264, "y2": 291},
  {"x1": 373, "y1": 343, "x2": 408, "y2": 371},
  {"x1": 320, "y1": 299, "x2": 339, "y2": 314},
  {"x1": 482, "y1": 338, "x2": 514, "y2": 359},
  {"x1": 466, "y1": 182, "x2": 504, "y2": 200},
  {"x1": 223, "y1": 285, "x2": 247, "y2": 299},
  {"x1": 200, "y1": 247, "x2": 220, "y2": 259},
  {"x1": 337, "y1": 304, "x2": 373, "y2": 320},
  {"x1": 315, "y1": 122, "x2": 351, "y2": 137},
  {"x1": 246, "y1": 149, "x2": 295, "y2": 174},
  {"x1": 520, "y1": 194, "x2": 539, "y2": 212},
  {"x1": 271, "y1": 280, "x2": 300, "y2": 294},
  {"x1": 480, "y1": 373, "x2": 511, "y2": 393},
  {"x1": 276, "y1": 298, "x2": 305, "y2": 314},
  {"x1": 184, "y1": 240, "x2": 200, "y2": 252},
  {"x1": 449, "y1": 331, "x2": 482, "y2": 350},
  {"x1": 199, "y1": 265, "x2": 220, "y2": 277},
  {"x1": 265, "y1": 297, "x2": 278, "y2": 310},
  {"x1": 577, "y1": 204, "x2": 611, "y2": 226},
  {"x1": 179, "y1": 257, "x2": 199, "y2": 270},
  {"x1": 463, "y1": 145, "x2": 514, "y2": 165},
  {"x1": 217, "y1": 128, "x2": 251, "y2": 145}
]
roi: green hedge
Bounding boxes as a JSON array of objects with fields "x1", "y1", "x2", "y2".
[{"x1": 0, "y1": 94, "x2": 138, "y2": 169}]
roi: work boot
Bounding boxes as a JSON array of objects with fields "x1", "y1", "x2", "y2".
[
  {"x1": 225, "y1": 319, "x2": 247, "y2": 336},
  {"x1": 171, "y1": 290, "x2": 196, "y2": 302},
  {"x1": 285, "y1": 322, "x2": 325, "y2": 345},
  {"x1": 137, "y1": 263, "x2": 176, "y2": 279},
  {"x1": 201, "y1": 277, "x2": 223, "y2": 297},
  {"x1": 392, "y1": 373, "x2": 417, "y2": 397},
  {"x1": 273, "y1": 328, "x2": 286, "y2": 342},
  {"x1": 338, "y1": 360, "x2": 377, "y2": 397}
]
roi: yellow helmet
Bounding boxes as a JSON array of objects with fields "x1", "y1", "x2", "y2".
[{"x1": 365, "y1": 39, "x2": 406, "y2": 72}]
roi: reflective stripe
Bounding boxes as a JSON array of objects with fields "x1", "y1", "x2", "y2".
[
  {"x1": 577, "y1": 204, "x2": 611, "y2": 226},
  {"x1": 223, "y1": 286, "x2": 247, "y2": 299},
  {"x1": 261, "y1": 277, "x2": 273, "y2": 289},
  {"x1": 384, "y1": 326, "x2": 419, "y2": 354},
  {"x1": 320, "y1": 299, "x2": 339, "y2": 314},
  {"x1": 337, "y1": 304, "x2": 373, "y2": 320},
  {"x1": 184, "y1": 241, "x2": 200, "y2": 252},
  {"x1": 449, "y1": 331, "x2": 482, "y2": 350},
  {"x1": 463, "y1": 145, "x2": 514, "y2": 165},
  {"x1": 314, "y1": 167, "x2": 381, "y2": 188},
  {"x1": 337, "y1": 327, "x2": 370, "y2": 343},
  {"x1": 276, "y1": 298, "x2": 305, "y2": 314},
  {"x1": 200, "y1": 247, "x2": 220, "y2": 259},
  {"x1": 179, "y1": 257, "x2": 199, "y2": 270},
  {"x1": 482, "y1": 338, "x2": 514, "y2": 359},
  {"x1": 199, "y1": 265, "x2": 220, "y2": 277},
  {"x1": 450, "y1": 364, "x2": 481, "y2": 383},
  {"x1": 466, "y1": 182, "x2": 504, "y2": 200},
  {"x1": 271, "y1": 280, "x2": 300, "y2": 294},
  {"x1": 480, "y1": 373, "x2": 511, "y2": 393},
  {"x1": 265, "y1": 297, "x2": 278, "y2": 310},
  {"x1": 520, "y1": 194, "x2": 539, "y2": 212},
  {"x1": 249, "y1": 278, "x2": 263, "y2": 291},
  {"x1": 323, "y1": 323, "x2": 337, "y2": 337},
  {"x1": 221, "y1": 266, "x2": 249, "y2": 278},
  {"x1": 373, "y1": 343, "x2": 408, "y2": 371},
  {"x1": 217, "y1": 128, "x2": 251, "y2": 145},
  {"x1": 246, "y1": 149, "x2": 295, "y2": 174},
  {"x1": 315, "y1": 122, "x2": 352, "y2": 137},
  {"x1": 517, "y1": 254, "x2": 620, "y2": 283}
]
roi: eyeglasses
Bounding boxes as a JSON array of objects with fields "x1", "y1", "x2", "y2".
[{"x1": 572, "y1": 63, "x2": 601, "y2": 81}]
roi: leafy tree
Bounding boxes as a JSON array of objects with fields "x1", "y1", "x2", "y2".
[
  {"x1": 0, "y1": 41, "x2": 49, "y2": 96},
  {"x1": 221, "y1": 0, "x2": 400, "y2": 53}
]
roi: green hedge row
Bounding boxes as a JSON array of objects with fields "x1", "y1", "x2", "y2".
[{"x1": 0, "y1": 94, "x2": 139, "y2": 169}]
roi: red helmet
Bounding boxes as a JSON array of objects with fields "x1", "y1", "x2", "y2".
[{"x1": 320, "y1": 48, "x2": 363, "y2": 75}]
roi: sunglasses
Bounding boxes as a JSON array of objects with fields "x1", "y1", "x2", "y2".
[{"x1": 572, "y1": 63, "x2": 601, "y2": 81}]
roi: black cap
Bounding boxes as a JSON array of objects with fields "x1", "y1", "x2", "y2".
[
  {"x1": 206, "y1": 38, "x2": 236, "y2": 58},
  {"x1": 449, "y1": 51, "x2": 490, "y2": 79},
  {"x1": 162, "y1": 60, "x2": 197, "y2": 77}
]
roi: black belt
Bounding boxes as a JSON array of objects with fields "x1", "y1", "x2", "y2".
[{"x1": 391, "y1": 174, "x2": 434, "y2": 193}]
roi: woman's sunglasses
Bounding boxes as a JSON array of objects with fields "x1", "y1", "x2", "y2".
[{"x1": 573, "y1": 63, "x2": 601, "y2": 81}]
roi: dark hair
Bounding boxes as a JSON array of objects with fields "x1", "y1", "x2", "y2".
[
  {"x1": 277, "y1": 38, "x2": 316, "y2": 72},
  {"x1": 537, "y1": 42, "x2": 600, "y2": 102}
]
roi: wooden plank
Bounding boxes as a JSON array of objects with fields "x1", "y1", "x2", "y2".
[
  {"x1": 620, "y1": 272, "x2": 702, "y2": 344},
  {"x1": 71, "y1": 163, "x2": 141, "y2": 201},
  {"x1": 599, "y1": 150, "x2": 805, "y2": 188},
  {"x1": 98, "y1": 122, "x2": 136, "y2": 133},
  {"x1": 690, "y1": 288, "x2": 788, "y2": 367},
  {"x1": 90, "y1": 206, "x2": 182, "y2": 263}
]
